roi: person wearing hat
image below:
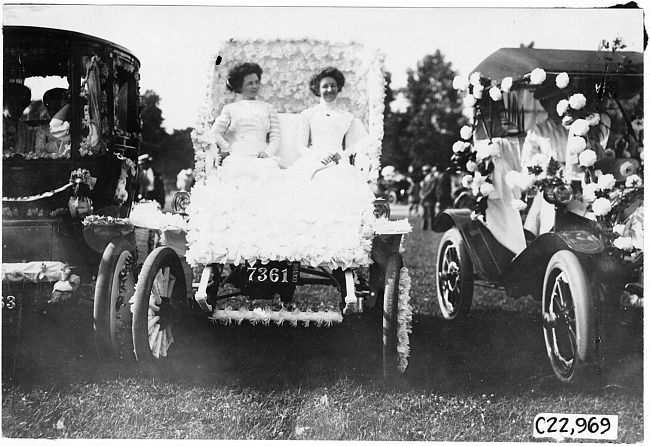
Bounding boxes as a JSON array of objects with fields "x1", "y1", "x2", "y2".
[
  {"x1": 34, "y1": 88, "x2": 71, "y2": 156},
  {"x1": 419, "y1": 164, "x2": 438, "y2": 230},
  {"x1": 137, "y1": 154, "x2": 166, "y2": 208},
  {"x1": 3, "y1": 83, "x2": 33, "y2": 155}
]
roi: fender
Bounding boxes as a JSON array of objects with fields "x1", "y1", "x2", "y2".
[
  {"x1": 499, "y1": 230, "x2": 605, "y2": 299},
  {"x1": 433, "y1": 209, "x2": 516, "y2": 282}
]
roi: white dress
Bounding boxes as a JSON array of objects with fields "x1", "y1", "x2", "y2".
[{"x1": 185, "y1": 99, "x2": 376, "y2": 269}]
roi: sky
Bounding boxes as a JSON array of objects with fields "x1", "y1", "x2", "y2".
[{"x1": 3, "y1": 1, "x2": 646, "y2": 132}]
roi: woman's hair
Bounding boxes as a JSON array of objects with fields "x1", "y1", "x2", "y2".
[
  {"x1": 226, "y1": 62, "x2": 263, "y2": 93},
  {"x1": 309, "y1": 67, "x2": 345, "y2": 97}
]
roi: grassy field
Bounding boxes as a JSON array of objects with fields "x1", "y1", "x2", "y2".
[{"x1": 2, "y1": 211, "x2": 644, "y2": 441}]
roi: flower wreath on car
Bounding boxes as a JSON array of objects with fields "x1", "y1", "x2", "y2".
[{"x1": 449, "y1": 39, "x2": 643, "y2": 260}]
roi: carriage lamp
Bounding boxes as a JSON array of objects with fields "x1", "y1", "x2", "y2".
[
  {"x1": 172, "y1": 191, "x2": 191, "y2": 214},
  {"x1": 553, "y1": 184, "x2": 574, "y2": 205},
  {"x1": 373, "y1": 198, "x2": 391, "y2": 219},
  {"x1": 68, "y1": 168, "x2": 95, "y2": 219}
]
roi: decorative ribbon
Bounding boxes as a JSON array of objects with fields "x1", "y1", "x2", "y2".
[{"x1": 2, "y1": 183, "x2": 73, "y2": 202}]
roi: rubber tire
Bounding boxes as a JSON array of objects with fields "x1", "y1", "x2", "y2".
[
  {"x1": 542, "y1": 250, "x2": 595, "y2": 384},
  {"x1": 436, "y1": 228, "x2": 474, "y2": 320},
  {"x1": 387, "y1": 191, "x2": 398, "y2": 205},
  {"x1": 94, "y1": 238, "x2": 137, "y2": 361},
  {"x1": 383, "y1": 252, "x2": 403, "y2": 382},
  {"x1": 131, "y1": 247, "x2": 188, "y2": 371}
]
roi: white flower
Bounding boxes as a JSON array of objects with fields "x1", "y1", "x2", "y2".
[
  {"x1": 556, "y1": 99, "x2": 569, "y2": 117},
  {"x1": 626, "y1": 174, "x2": 643, "y2": 188},
  {"x1": 586, "y1": 113, "x2": 601, "y2": 126},
  {"x1": 500, "y1": 77, "x2": 513, "y2": 93},
  {"x1": 489, "y1": 86, "x2": 503, "y2": 102},
  {"x1": 555, "y1": 72, "x2": 570, "y2": 89},
  {"x1": 472, "y1": 84, "x2": 484, "y2": 99},
  {"x1": 582, "y1": 182, "x2": 599, "y2": 203},
  {"x1": 597, "y1": 173, "x2": 616, "y2": 191},
  {"x1": 480, "y1": 182, "x2": 495, "y2": 196},
  {"x1": 469, "y1": 72, "x2": 482, "y2": 87},
  {"x1": 568, "y1": 93, "x2": 587, "y2": 110},
  {"x1": 461, "y1": 174, "x2": 473, "y2": 189},
  {"x1": 466, "y1": 160, "x2": 477, "y2": 172},
  {"x1": 613, "y1": 236, "x2": 634, "y2": 251},
  {"x1": 506, "y1": 170, "x2": 534, "y2": 191},
  {"x1": 460, "y1": 125, "x2": 473, "y2": 140},
  {"x1": 529, "y1": 68, "x2": 547, "y2": 85},
  {"x1": 452, "y1": 141, "x2": 469, "y2": 153},
  {"x1": 569, "y1": 119, "x2": 590, "y2": 137},
  {"x1": 567, "y1": 135, "x2": 587, "y2": 154},
  {"x1": 463, "y1": 95, "x2": 477, "y2": 108},
  {"x1": 579, "y1": 149, "x2": 598, "y2": 167},
  {"x1": 612, "y1": 224, "x2": 627, "y2": 236},
  {"x1": 591, "y1": 197, "x2": 612, "y2": 216},
  {"x1": 530, "y1": 152, "x2": 550, "y2": 170},
  {"x1": 474, "y1": 140, "x2": 499, "y2": 161},
  {"x1": 453, "y1": 75, "x2": 469, "y2": 91}
]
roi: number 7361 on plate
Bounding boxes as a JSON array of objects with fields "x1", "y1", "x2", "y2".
[{"x1": 533, "y1": 413, "x2": 618, "y2": 440}]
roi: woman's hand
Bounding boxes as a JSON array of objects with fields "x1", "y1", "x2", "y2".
[
  {"x1": 257, "y1": 151, "x2": 269, "y2": 158},
  {"x1": 319, "y1": 152, "x2": 341, "y2": 165}
]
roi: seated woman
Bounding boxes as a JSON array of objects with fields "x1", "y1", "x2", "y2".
[
  {"x1": 35, "y1": 87, "x2": 71, "y2": 156},
  {"x1": 207, "y1": 62, "x2": 281, "y2": 183},
  {"x1": 287, "y1": 66, "x2": 375, "y2": 204}
]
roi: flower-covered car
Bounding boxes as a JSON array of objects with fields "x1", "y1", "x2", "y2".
[
  {"x1": 2, "y1": 27, "x2": 141, "y2": 314},
  {"x1": 434, "y1": 44, "x2": 643, "y2": 384},
  {"x1": 90, "y1": 38, "x2": 413, "y2": 381}
]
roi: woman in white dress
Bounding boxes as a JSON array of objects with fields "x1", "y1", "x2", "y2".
[
  {"x1": 289, "y1": 66, "x2": 376, "y2": 204},
  {"x1": 206, "y1": 62, "x2": 281, "y2": 182}
]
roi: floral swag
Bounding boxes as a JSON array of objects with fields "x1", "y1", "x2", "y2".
[{"x1": 191, "y1": 38, "x2": 386, "y2": 186}]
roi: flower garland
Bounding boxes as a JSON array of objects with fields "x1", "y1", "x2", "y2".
[
  {"x1": 191, "y1": 38, "x2": 386, "y2": 186},
  {"x1": 397, "y1": 266, "x2": 413, "y2": 373}
]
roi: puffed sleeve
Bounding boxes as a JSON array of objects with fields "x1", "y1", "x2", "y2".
[
  {"x1": 344, "y1": 117, "x2": 368, "y2": 155},
  {"x1": 265, "y1": 104, "x2": 281, "y2": 157},
  {"x1": 211, "y1": 105, "x2": 232, "y2": 153}
]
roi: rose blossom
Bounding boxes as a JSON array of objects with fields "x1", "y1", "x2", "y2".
[
  {"x1": 568, "y1": 93, "x2": 587, "y2": 110},
  {"x1": 591, "y1": 197, "x2": 612, "y2": 216},
  {"x1": 452, "y1": 141, "x2": 469, "y2": 153},
  {"x1": 555, "y1": 72, "x2": 570, "y2": 89},
  {"x1": 469, "y1": 72, "x2": 482, "y2": 87},
  {"x1": 562, "y1": 115, "x2": 573, "y2": 128},
  {"x1": 625, "y1": 174, "x2": 643, "y2": 188},
  {"x1": 453, "y1": 75, "x2": 469, "y2": 91},
  {"x1": 529, "y1": 68, "x2": 547, "y2": 85},
  {"x1": 569, "y1": 119, "x2": 590, "y2": 137},
  {"x1": 480, "y1": 182, "x2": 495, "y2": 196},
  {"x1": 613, "y1": 236, "x2": 634, "y2": 251},
  {"x1": 461, "y1": 174, "x2": 473, "y2": 188},
  {"x1": 460, "y1": 125, "x2": 473, "y2": 140},
  {"x1": 556, "y1": 99, "x2": 569, "y2": 117},
  {"x1": 463, "y1": 95, "x2": 477, "y2": 108},
  {"x1": 612, "y1": 224, "x2": 627, "y2": 236},
  {"x1": 579, "y1": 149, "x2": 597, "y2": 167},
  {"x1": 500, "y1": 77, "x2": 513, "y2": 93},
  {"x1": 489, "y1": 86, "x2": 503, "y2": 101},
  {"x1": 582, "y1": 182, "x2": 599, "y2": 203},
  {"x1": 597, "y1": 173, "x2": 616, "y2": 191},
  {"x1": 466, "y1": 160, "x2": 477, "y2": 172},
  {"x1": 567, "y1": 135, "x2": 587, "y2": 154}
]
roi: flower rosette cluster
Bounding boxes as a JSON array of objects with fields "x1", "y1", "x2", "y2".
[
  {"x1": 192, "y1": 38, "x2": 385, "y2": 186},
  {"x1": 397, "y1": 266, "x2": 413, "y2": 373},
  {"x1": 449, "y1": 124, "x2": 499, "y2": 220}
]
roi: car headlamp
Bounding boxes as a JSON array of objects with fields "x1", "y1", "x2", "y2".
[
  {"x1": 171, "y1": 191, "x2": 191, "y2": 214},
  {"x1": 373, "y1": 198, "x2": 390, "y2": 219}
]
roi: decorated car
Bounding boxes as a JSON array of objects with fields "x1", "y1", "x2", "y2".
[
  {"x1": 2, "y1": 27, "x2": 141, "y2": 313},
  {"x1": 89, "y1": 38, "x2": 413, "y2": 381},
  {"x1": 434, "y1": 43, "x2": 643, "y2": 384}
]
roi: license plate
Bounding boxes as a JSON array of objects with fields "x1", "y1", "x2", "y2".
[{"x1": 246, "y1": 261, "x2": 300, "y2": 284}]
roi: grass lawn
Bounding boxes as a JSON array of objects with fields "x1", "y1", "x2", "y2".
[{"x1": 2, "y1": 212, "x2": 643, "y2": 441}]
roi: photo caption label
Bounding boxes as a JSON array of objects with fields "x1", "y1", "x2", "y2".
[{"x1": 533, "y1": 413, "x2": 618, "y2": 440}]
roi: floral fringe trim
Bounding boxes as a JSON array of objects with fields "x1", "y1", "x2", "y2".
[
  {"x1": 397, "y1": 266, "x2": 413, "y2": 373},
  {"x1": 210, "y1": 307, "x2": 343, "y2": 327}
]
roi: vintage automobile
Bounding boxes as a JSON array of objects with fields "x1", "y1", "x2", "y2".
[
  {"x1": 434, "y1": 46, "x2": 643, "y2": 384},
  {"x1": 2, "y1": 26, "x2": 141, "y2": 318},
  {"x1": 89, "y1": 38, "x2": 413, "y2": 381}
]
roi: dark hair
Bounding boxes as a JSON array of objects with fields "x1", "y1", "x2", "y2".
[
  {"x1": 3, "y1": 83, "x2": 31, "y2": 108},
  {"x1": 226, "y1": 62, "x2": 263, "y2": 93},
  {"x1": 309, "y1": 67, "x2": 345, "y2": 97}
]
